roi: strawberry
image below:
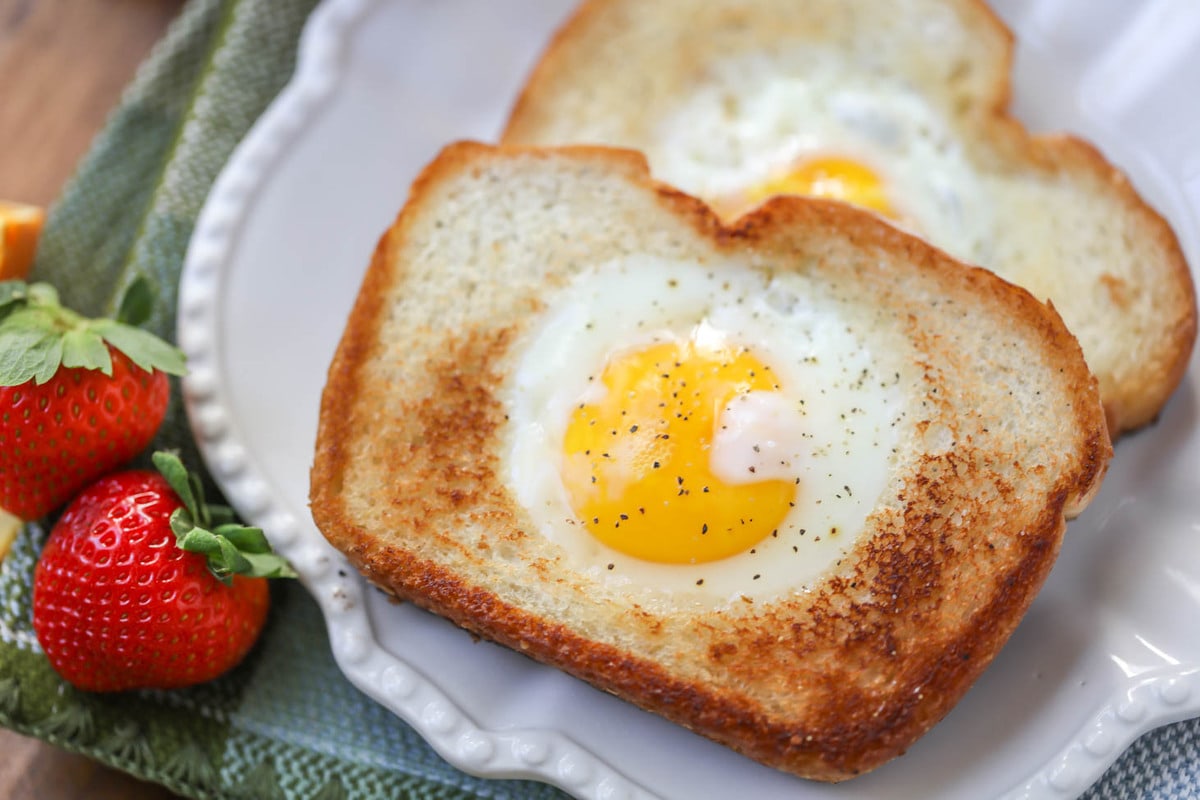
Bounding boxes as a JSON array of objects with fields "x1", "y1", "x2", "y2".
[
  {"x1": 0, "y1": 279, "x2": 186, "y2": 520},
  {"x1": 32, "y1": 451, "x2": 295, "y2": 692}
]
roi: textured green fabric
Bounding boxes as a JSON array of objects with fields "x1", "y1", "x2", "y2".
[{"x1": 0, "y1": 1, "x2": 567, "y2": 797}]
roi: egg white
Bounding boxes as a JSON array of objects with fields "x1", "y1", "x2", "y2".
[
  {"x1": 501, "y1": 256, "x2": 904, "y2": 611},
  {"x1": 649, "y1": 50, "x2": 993, "y2": 263}
]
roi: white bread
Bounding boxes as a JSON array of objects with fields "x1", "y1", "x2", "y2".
[
  {"x1": 502, "y1": 0, "x2": 1197, "y2": 438},
  {"x1": 310, "y1": 143, "x2": 1111, "y2": 782}
]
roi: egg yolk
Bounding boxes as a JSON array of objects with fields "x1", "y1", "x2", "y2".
[
  {"x1": 739, "y1": 156, "x2": 897, "y2": 220},
  {"x1": 560, "y1": 337, "x2": 797, "y2": 564}
]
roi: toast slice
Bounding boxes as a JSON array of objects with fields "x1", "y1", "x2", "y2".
[
  {"x1": 502, "y1": 0, "x2": 1197, "y2": 438},
  {"x1": 310, "y1": 143, "x2": 1111, "y2": 782}
]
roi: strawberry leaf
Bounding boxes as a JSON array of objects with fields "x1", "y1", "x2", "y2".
[
  {"x1": 177, "y1": 526, "x2": 220, "y2": 555},
  {"x1": 60, "y1": 328, "x2": 114, "y2": 372},
  {"x1": 187, "y1": 469, "x2": 209, "y2": 525},
  {"x1": 215, "y1": 537, "x2": 252, "y2": 578},
  {"x1": 90, "y1": 320, "x2": 187, "y2": 376},
  {"x1": 240, "y1": 552, "x2": 298, "y2": 580},
  {"x1": 0, "y1": 281, "x2": 30, "y2": 319},
  {"x1": 116, "y1": 275, "x2": 154, "y2": 328},
  {"x1": 1, "y1": 305, "x2": 64, "y2": 337},
  {"x1": 153, "y1": 451, "x2": 297, "y2": 583},
  {"x1": 176, "y1": 524, "x2": 250, "y2": 585},
  {"x1": 154, "y1": 450, "x2": 199, "y2": 517},
  {"x1": 0, "y1": 280, "x2": 186, "y2": 383},
  {"x1": 177, "y1": 519, "x2": 297, "y2": 583},
  {"x1": 0, "y1": 327, "x2": 64, "y2": 386},
  {"x1": 169, "y1": 509, "x2": 197, "y2": 541},
  {"x1": 34, "y1": 339, "x2": 64, "y2": 384},
  {"x1": 214, "y1": 524, "x2": 272, "y2": 554}
]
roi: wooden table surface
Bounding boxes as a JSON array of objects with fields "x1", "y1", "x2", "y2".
[{"x1": 0, "y1": 1, "x2": 185, "y2": 797}]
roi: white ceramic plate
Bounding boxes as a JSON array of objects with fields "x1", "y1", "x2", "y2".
[{"x1": 177, "y1": 1, "x2": 1200, "y2": 797}]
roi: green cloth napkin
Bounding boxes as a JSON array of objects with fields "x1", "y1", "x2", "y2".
[
  {"x1": 3, "y1": 0, "x2": 1197, "y2": 798},
  {"x1": 0, "y1": 1, "x2": 567, "y2": 797}
]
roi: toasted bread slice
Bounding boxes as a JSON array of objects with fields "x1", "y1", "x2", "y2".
[
  {"x1": 502, "y1": 0, "x2": 1197, "y2": 438},
  {"x1": 310, "y1": 143, "x2": 1111, "y2": 782}
]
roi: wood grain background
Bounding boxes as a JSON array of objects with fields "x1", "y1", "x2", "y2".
[
  {"x1": 0, "y1": 0, "x2": 182, "y2": 204},
  {"x1": 1, "y1": 1, "x2": 185, "y2": 797}
]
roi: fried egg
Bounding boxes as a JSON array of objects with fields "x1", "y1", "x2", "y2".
[
  {"x1": 650, "y1": 51, "x2": 992, "y2": 262},
  {"x1": 502, "y1": 256, "x2": 904, "y2": 610}
]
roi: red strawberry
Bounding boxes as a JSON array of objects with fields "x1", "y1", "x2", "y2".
[
  {"x1": 0, "y1": 279, "x2": 185, "y2": 520},
  {"x1": 32, "y1": 452, "x2": 295, "y2": 692}
]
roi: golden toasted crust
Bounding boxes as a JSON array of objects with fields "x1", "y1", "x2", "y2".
[
  {"x1": 311, "y1": 142, "x2": 1111, "y2": 781},
  {"x1": 502, "y1": 0, "x2": 1197, "y2": 438}
]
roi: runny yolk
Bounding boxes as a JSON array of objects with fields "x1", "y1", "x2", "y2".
[
  {"x1": 560, "y1": 337, "x2": 797, "y2": 564},
  {"x1": 738, "y1": 156, "x2": 897, "y2": 220}
]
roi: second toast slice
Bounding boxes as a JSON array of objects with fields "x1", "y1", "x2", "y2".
[{"x1": 503, "y1": 0, "x2": 1197, "y2": 437}]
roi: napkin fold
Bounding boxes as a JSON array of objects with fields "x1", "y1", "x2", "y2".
[{"x1": 1, "y1": 0, "x2": 1196, "y2": 798}]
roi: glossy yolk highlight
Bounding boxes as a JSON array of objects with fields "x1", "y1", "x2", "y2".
[
  {"x1": 560, "y1": 338, "x2": 797, "y2": 564},
  {"x1": 731, "y1": 156, "x2": 897, "y2": 220}
]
